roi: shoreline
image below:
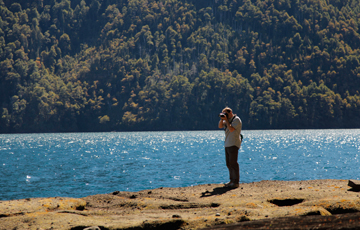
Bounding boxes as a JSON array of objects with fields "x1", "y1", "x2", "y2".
[{"x1": 1, "y1": 179, "x2": 360, "y2": 229}]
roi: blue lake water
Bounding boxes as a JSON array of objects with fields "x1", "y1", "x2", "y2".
[{"x1": 1, "y1": 129, "x2": 360, "y2": 201}]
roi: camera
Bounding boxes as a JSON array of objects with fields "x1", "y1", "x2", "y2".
[{"x1": 219, "y1": 112, "x2": 228, "y2": 118}]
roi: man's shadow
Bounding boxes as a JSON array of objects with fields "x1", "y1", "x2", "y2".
[{"x1": 200, "y1": 186, "x2": 237, "y2": 198}]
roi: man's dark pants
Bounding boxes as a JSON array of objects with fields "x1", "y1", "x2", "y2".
[{"x1": 225, "y1": 146, "x2": 240, "y2": 184}]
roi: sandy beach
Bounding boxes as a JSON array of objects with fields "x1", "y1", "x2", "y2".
[{"x1": 1, "y1": 179, "x2": 360, "y2": 229}]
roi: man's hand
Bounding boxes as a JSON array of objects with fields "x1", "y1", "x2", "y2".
[
  {"x1": 218, "y1": 117, "x2": 226, "y2": 128},
  {"x1": 223, "y1": 116, "x2": 235, "y2": 132},
  {"x1": 220, "y1": 116, "x2": 228, "y2": 121}
]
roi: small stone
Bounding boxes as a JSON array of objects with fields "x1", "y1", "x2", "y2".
[
  {"x1": 216, "y1": 213, "x2": 221, "y2": 216},
  {"x1": 83, "y1": 227, "x2": 101, "y2": 230},
  {"x1": 172, "y1": 214, "x2": 181, "y2": 218}
]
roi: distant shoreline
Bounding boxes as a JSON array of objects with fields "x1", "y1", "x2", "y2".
[{"x1": 2, "y1": 127, "x2": 360, "y2": 134}]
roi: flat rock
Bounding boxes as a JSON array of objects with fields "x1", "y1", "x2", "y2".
[
  {"x1": 1, "y1": 179, "x2": 360, "y2": 230},
  {"x1": 202, "y1": 212, "x2": 360, "y2": 229}
]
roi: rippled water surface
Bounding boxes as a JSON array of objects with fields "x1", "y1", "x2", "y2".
[{"x1": 1, "y1": 129, "x2": 360, "y2": 200}]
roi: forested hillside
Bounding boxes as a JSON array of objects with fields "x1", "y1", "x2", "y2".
[{"x1": 1, "y1": 0, "x2": 360, "y2": 133}]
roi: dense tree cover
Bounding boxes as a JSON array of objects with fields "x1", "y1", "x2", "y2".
[{"x1": 1, "y1": 0, "x2": 360, "y2": 133}]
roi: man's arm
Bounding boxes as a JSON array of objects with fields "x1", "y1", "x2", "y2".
[
  {"x1": 226, "y1": 119, "x2": 235, "y2": 132},
  {"x1": 219, "y1": 117, "x2": 235, "y2": 132},
  {"x1": 229, "y1": 118, "x2": 241, "y2": 133},
  {"x1": 218, "y1": 119, "x2": 225, "y2": 129}
]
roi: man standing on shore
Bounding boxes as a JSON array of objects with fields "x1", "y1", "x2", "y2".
[{"x1": 218, "y1": 107, "x2": 242, "y2": 188}]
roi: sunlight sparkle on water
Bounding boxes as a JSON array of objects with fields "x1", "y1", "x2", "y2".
[{"x1": 0, "y1": 129, "x2": 360, "y2": 200}]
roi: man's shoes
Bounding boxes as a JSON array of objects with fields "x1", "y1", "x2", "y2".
[
  {"x1": 230, "y1": 183, "x2": 239, "y2": 188},
  {"x1": 224, "y1": 181, "x2": 232, "y2": 187},
  {"x1": 224, "y1": 182, "x2": 239, "y2": 188}
]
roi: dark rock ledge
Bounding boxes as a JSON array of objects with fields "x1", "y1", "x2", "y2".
[{"x1": 1, "y1": 179, "x2": 360, "y2": 230}]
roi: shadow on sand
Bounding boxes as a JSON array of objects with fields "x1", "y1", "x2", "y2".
[{"x1": 200, "y1": 186, "x2": 237, "y2": 198}]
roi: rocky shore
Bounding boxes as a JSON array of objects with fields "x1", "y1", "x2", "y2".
[{"x1": 1, "y1": 179, "x2": 360, "y2": 230}]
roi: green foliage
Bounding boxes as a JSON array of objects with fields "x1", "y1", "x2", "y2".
[{"x1": 1, "y1": 0, "x2": 360, "y2": 133}]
